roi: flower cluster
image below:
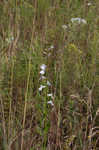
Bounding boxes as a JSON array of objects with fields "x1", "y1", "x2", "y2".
[
  {"x1": 39, "y1": 64, "x2": 46, "y2": 75},
  {"x1": 38, "y1": 64, "x2": 54, "y2": 106}
]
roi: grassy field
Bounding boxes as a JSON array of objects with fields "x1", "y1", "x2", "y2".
[{"x1": 0, "y1": 0, "x2": 99, "y2": 150}]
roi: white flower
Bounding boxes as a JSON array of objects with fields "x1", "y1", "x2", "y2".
[
  {"x1": 40, "y1": 64, "x2": 46, "y2": 71},
  {"x1": 40, "y1": 70, "x2": 45, "y2": 75},
  {"x1": 38, "y1": 85, "x2": 46, "y2": 91},
  {"x1": 40, "y1": 76, "x2": 46, "y2": 80},
  {"x1": 88, "y1": 3, "x2": 92, "y2": 6},
  {"x1": 47, "y1": 93, "x2": 52, "y2": 96},
  {"x1": 47, "y1": 100, "x2": 54, "y2": 106},
  {"x1": 50, "y1": 45, "x2": 54, "y2": 49},
  {"x1": 47, "y1": 81, "x2": 51, "y2": 86},
  {"x1": 48, "y1": 53, "x2": 51, "y2": 57},
  {"x1": 71, "y1": 18, "x2": 80, "y2": 23},
  {"x1": 71, "y1": 18, "x2": 87, "y2": 24},
  {"x1": 81, "y1": 19, "x2": 87, "y2": 24},
  {"x1": 47, "y1": 93, "x2": 53, "y2": 98},
  {"x1": 48, "y1": 45, "x2": 54, "y2": 51},
  {"x1": 62, "y1": 25, "x2": 68, "y2": 30}
]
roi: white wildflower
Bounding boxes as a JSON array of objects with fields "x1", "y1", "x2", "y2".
[
  {"x1": 62, "y1": 24, "x2": 68, "y2": 30},
  {"x1": 47, "y1": 100, "x2": 54, "y2": 106},
  {"x1": 88, "y1": 3, "x2": 92, "y2": 6},
  {"x1": 71, "y1": 18, "x2": 80, "y2": 23},
  {"x1": 48, "y1": 45, "x2": 54, "y2": 51},
  {"x1": 81, "y1": 19, "x2": 87, "y2": 24},
  {"x1": 47, "y1": 93, "x2": 53, "y2": 98},
  {"x1": 47, "y1": 93, "x2": 52, "y2": 97},
  {"x1": 47, "y1": 81, "x2": 51, "y2": 86},
  {"x1": 38, "y1": 85, "x2": 46, "y2": 91},
  {"x1": 40, "y1": 64, "x2": 46, "y2": 71},
  {"x1": 40, "y1": 76, "x2": 46, "y2": 80},
  {"x1": 40, "y1": 70, "x2": 45, "y2": 75},
  {"x1": 71, "y1": 18, "x2": 87, "y2": 24},
  {"x1": 50, "y1": 45, "x2": 54, "y2": 49}
]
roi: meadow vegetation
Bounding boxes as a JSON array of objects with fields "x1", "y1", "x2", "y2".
[{"x1": 0, "y1": 0, "x2": 99, "y2": 150}]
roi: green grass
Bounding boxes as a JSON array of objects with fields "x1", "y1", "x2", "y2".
[{"x1": 0, "y1": 0, "x2": 99, "y2": 150}]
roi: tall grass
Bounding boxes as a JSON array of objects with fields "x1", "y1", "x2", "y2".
[{"x1": 0, "y1": 0, "x2": 99, "y2": 150}]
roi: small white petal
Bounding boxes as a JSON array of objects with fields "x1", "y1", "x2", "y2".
[
  {"x1": 71, "y1": 18, "x2": 80, "y2": 23},
  {"x1": 47, "y1": 93, "x2": 53, "y2": 96},
  {"x1": 71, "y1": 18, "x2": 87, "y2": 24},
  {"x1": 38, "y1": 85, "x2": 46, "y2": 91},
  {"x1": 38, "y1": 87, "x2": 42, "y2": 91},
  {"x1": 40, "y1": 64, "x2": 46, "y2": 71},
  {"x1": 88, "y1": 3, "x2": 92, "y2": 6},
  {"x1": 40, "y1": 70, "x2": 45, "y2": 75},
  {"x1": 47, "y1": 100, "x2": 54, "y2": 106},
  {"x1": 40, "y1": 76, "x2": 46, "y2": 80},
  {"x1": 50, "y1": 45, "x2": 54, "y2": 49},
  {"x1": 81, "y1": 19, "x2": 87, "y2": 24},
  {"x1": 47, "y1": 93, "x2": 53, "y2": 98},
  {"x1": 41, "y1": 85, "x2": 46, "y2": 88},
  {"x1": 48, "y1": 45, "x2": 54, "y2": 51},
  {"x1": 47, "y1": 81, "x2": 51, "y2": 86},
  {"x1": 62, "y1": 25, "x2": 68, "y2": 30}
]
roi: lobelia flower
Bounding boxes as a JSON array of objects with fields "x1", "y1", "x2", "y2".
[
  {"x1": 47, "y1": 93, "x2": 52, "y2": 96},
  {"x1": 47, "y1": 93, "x2": 53, "y2": 98},
  {"x1": 47, "y1": 100, "x2": 54, "y2": 106},
  {"x1": 40, "y1": 70, "x2": 45, "y2": 75},
  {"x1": 62, "y1": 25, "x2": 68, "y2": 30},
  {"x1": 39, "y1": 76, "x2": 46, "y2": 80},
  {"x1": 38, "y1": 85, "x2": 46, "y2": 91},
  {"x1": 40, "y1": 64, "x2": 46, "y2": 71},
  {"x1": 48, "y1": 45, "x2": 54, "y2": 51},
  {"x1": 88, "y1": 3, "x2": 92, "y2": 6},
  {"x1": 81, "y1": 19, "x2": 87, "y2": 24},
  {"x1": 71, "y1": 18, "x2": 87, "y2": 24},
  {"x1": 47, "y1": 81, "x2": 51, "y2": 86},
  {"x1": 50, "y1": 45, "x2": 54, "y2": 49}
]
